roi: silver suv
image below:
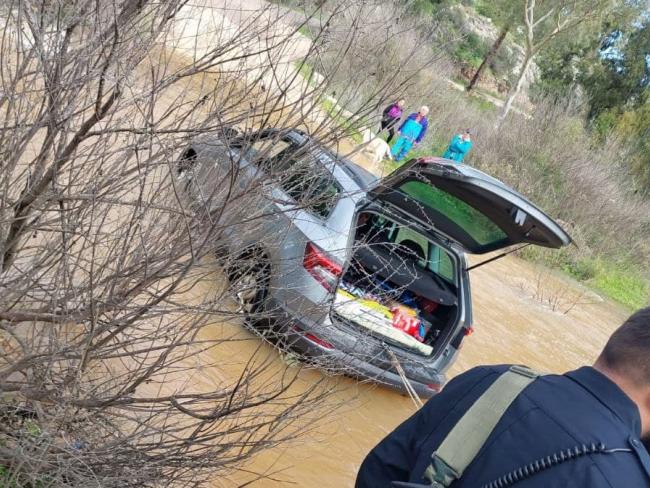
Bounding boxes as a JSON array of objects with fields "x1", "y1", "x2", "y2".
[{"x1": 178, "y1": 128, "x2": 571, "y2": 397}]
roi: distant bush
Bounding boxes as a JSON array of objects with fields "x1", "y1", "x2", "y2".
[{"x1": 408, "y1": 0, "x2": 437, "y2": 16}]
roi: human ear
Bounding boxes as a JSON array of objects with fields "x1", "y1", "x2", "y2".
[{"x1": 641, "y1": 388, "x2": 650, "y2": 440}]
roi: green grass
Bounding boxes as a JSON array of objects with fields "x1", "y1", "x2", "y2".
[
  {"x1": 294, "y1": 60, "x2": 315, "y2": 86},
  {"x1": 298, "y1": 25, "x2": 313, "y2": 39},
  {"x1": 466, "y1": 94, "x2": 497, "y2": 113},
  {"x1": 566, "y1": 257, "x2": 648, "y2": 310},
  {"x1": 590, "y1": 263, "x2": 649, "y2": 310},
  {"x1": 521, "y1": 247, "x2": 649, "y2": 310},
  {"x1": 382, "y1": 158, "x2": 401, "y2": 174},
  {"x1": 451, "y1": 74, "x2": 468, "y2": 87}
]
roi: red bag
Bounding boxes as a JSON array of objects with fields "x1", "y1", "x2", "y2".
[{"x1": 391, "y1": 306, "x2": 422, "y2": 341}]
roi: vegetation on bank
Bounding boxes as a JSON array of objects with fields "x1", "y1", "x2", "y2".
[{"x1": 520, "y1": 247, "x2": 649, "y2": 310}]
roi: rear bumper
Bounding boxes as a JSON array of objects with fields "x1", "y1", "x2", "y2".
[{"x1": 268, "y1": 299, "x2": 445, "y2": 399}]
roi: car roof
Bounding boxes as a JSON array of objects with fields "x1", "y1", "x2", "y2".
[{"x1": 228, "y1": 127, "x2": 377, "y2": 193}]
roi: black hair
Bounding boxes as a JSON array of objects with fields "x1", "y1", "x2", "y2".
[{"x1": 599, "y1": 307, "x2": 650, "y2": 384}]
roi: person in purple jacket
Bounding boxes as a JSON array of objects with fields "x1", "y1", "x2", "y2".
[{"x1": 380, "y1": 99, "x2": 406, "y2": 143}]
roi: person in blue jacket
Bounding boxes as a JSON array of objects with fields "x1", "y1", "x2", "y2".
[
  {"x1": 356, "y1": 306, "x2": 650, "y2": 488},
  {"x1": 443, "y1": 129, "x2": 473, "y2": 163},
  {"x1": 391, "y1": 106, "x2": 429, "y2": 162}
]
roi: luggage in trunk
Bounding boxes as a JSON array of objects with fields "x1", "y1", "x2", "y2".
[{"x1": 333, "y1": 211, "x2": 458, "y2": 357}]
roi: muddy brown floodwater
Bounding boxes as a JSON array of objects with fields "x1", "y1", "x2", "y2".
[{"x1": 199, "y1": 252, "x2": 628, "y2": 488}]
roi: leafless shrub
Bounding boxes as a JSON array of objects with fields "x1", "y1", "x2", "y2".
[
  {"x1": 521, "y1": 269, "x2": 600, "y2": 315},
  {"x1": 0, "y1": 0, "x2": 431, "y2": 485}
]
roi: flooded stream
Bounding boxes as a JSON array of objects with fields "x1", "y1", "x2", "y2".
[{"x1": 190, "y1": 253, "x2": 628, "y2": 487}]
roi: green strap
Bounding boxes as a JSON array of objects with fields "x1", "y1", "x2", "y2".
[{"x1": 424, "y1": 365, "x2": 541, "y2": 488}]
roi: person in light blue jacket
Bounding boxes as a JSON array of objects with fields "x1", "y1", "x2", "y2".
[
  {"x1": 390, "y1": 106, "x2": 429, "y2": 162},
  {"x1": 443, "y1": 129, "x2": 473, "y2": 163}
]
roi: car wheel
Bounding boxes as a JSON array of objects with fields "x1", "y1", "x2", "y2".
[{"x1": 227, "y1": 251, "x2": 271, "y2": 316}]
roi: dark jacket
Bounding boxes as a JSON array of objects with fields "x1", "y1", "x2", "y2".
[{"x1": 356, "y1": 365, "x2": 650, "y2": 488}]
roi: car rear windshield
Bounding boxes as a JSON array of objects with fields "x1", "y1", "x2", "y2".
[
  {"x1": 360, "y1": 213, "x2": 456, "y2": 285},
  {"x1": 273, "y1": 146, "x2": 341, "y2": 218},
  {"x1": 399, "y1": 180, "x2": 506, "y2": 246}
]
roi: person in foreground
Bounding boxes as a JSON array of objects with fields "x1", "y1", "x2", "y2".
[{"x1": 356, "y1": 306, "x2": 650, "y2": 487}]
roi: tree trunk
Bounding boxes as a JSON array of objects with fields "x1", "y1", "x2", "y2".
[
  {"x1": 497, "y1": 53, "x2": 533, "y2": 126},
  {"x1": 466, "y1": 26, "x2": 510, "y2": 93}
]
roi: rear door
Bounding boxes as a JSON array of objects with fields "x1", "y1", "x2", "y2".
[{"x1": 368, "y1": 157, "x2": 571, "y2": 254}]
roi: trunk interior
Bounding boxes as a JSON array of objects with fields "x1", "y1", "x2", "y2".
[{"x1": 333, "y1": 211, "x2": 459, "y2": 357}]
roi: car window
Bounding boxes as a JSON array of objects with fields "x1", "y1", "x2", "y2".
[
  {"x1": 399, "y1": 180, "x2": 507, "y2": 246},
  {"x1": 358, "y1": 214, "x2": 455, "y2": 285},
  {"x1": 273, "y1": 148, "x2": 341, "y2": 218},
  {"x1": 392, "y1": 224, "x2": 456, "y2": 284},
  {"x1": 427, "y1": 245, "x2": 455, "y2": 284},
  {"x1": 394, "y1": 226, "x2": 429, "y2": 265},
  {"x1": 247, "y1": 138, "x2": 291, "y2": 165}
]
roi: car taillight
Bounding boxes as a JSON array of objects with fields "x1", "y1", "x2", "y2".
[
  {"x1": 304, "y1": 332, "x2": 334, "y2": 350},
  {"x1": 456, "y1": 325, "x2": 474, "y2": 351},
  {"x1": 451, "y1": 325, "x2": 473, "y2": 350},
  {"x1": 292, "y1": 324, "x2": 334, "y2": 350},
  {"x1": 303, "y1": 242, "x2": 342, "y2": 291}
]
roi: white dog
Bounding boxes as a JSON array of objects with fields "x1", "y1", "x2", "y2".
[{"x1": 359, "y1": 128, "x2": 392, "y2": 166}]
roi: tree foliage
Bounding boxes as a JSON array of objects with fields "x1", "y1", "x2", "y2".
[
  {"x1": 531, "y1": 2, "x2": 649, "y2": 191},
  {"x1": 587, "y1": 23, "x2": 650, "y2": 118}
]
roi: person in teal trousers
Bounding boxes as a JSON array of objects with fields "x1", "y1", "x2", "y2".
[
  {"x1": 391, "y1": 106, "x2": 429, "y2": 162},
  {"x1": 443, "y1": 129, "x2": 473, "y2": 163}
]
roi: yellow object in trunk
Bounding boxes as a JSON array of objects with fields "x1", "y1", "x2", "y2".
[{"x1": 334, "y1": 289, "x2": 433, "y2": 356}]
